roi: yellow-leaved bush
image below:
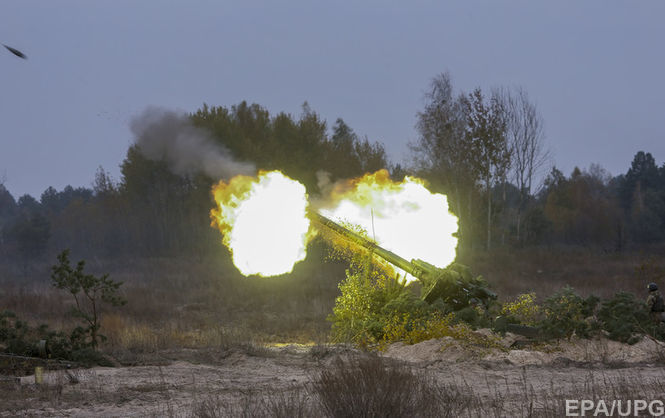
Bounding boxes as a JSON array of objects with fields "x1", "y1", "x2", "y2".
[{"x1": 501, "y1": 292, "x2": 541, "y2": 325}]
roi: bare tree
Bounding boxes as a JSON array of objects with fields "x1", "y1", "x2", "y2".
[{"x1": 501, "y1": 87, "x2": 549, "y2": 243}]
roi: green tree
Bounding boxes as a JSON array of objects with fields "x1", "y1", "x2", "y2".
[
  {"x1": 618, "y1": 152, "x2": 665, "y2": 244},
  {"x1": 120, "y1": 145, "x2": 202, "y2": 254},
  {"x1": 621, "y1": 151, "x2": 660, "y2": 206},
  {"x1": 51, "y1": 249, "x2": 126, "y2": 349},
  {"x1": 0, "y1": 184, "x2": 17, "y2": 252},
  {"x1": 7, "y1": 213, "x2": 50, "y2": 262},
  {"x1": 327, "y1": 118, "x2": 362, "y2": 177},
  {"x1": 354, "y1": 136, "x2": 388, "y2": 175}
]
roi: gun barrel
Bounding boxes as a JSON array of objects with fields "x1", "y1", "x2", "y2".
[{"x1": 311, "y1": 212, "x2": 425, "y2": 278}]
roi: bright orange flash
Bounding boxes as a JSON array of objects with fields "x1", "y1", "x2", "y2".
[
  {"x1": 318, "y1": 169, "x2": 458, "y2": 282},
  {"x1": 211, "y1": 171, "x2": 310, "y2": 277},
  {"x1": 211, "y1": 169, "x2": 457, "y2": 281}
]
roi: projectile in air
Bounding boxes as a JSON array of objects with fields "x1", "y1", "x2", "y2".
[{"x1": 3, "y1": 44, "x2": 27, "y2": 59}]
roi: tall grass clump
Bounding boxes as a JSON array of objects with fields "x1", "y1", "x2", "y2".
[{"x1": 311, "y1": 354, "x2": 467, "y2": 418}]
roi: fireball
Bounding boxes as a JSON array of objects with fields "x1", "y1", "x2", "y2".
[
  {"x1": 211, "y1": 171, "x2": 310, "y2": 276},
  {"x1": 318, "y1": 170, "x2": 458, "y2": 282},
  {"x1": 211, "y1": 168, "x2": 457, "y2": 282}
]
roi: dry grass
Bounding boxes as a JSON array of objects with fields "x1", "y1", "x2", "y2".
[
  {"x1": 3, "y1": 351, "x2": 665, "y2": 417},
  {"x1": 2, "y1": 249, "x2": 661, "y2": 353},
  {"x1": 191, "y1": 387, "x2": 313, "y2": 418},
  {"x1": 311, "y1": 354, "x2": 465, "y2": 418},
  {"x1": 99, "y1": 316, "x2": 271, "y2": 366},
  {"x1": 0, "y1": 255, "x2": 336, "y2": 351},
  {"x1": 461, "y1": 246, "x2": 665, "y2": 300},
  {"x1": 191, "y1": 356, "x2": 665, "y2": 418}
]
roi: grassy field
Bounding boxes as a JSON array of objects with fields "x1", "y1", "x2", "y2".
[
  {"x1": 1, "y1": 248, "x2": 665, "y2": 416},
  {"x1": 1, "y1": 247, "x2": 663, "y2": 347}
]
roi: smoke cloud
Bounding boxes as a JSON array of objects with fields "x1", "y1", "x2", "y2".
[{"x1": 130, "y1": 107, "x2": 255, "y2": 179}]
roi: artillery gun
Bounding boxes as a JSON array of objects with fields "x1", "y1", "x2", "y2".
[{"x1": 311, "y1": 212, "x2": 496, "y2": 312}]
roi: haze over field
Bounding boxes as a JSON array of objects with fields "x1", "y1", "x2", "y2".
[{"x1": 2, "y1": 1, "x2": 664, "y2": 197}]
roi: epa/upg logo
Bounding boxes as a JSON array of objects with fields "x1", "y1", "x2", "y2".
[{"x1": 566, "y1": 399, "x2": 665, "y2": 416}]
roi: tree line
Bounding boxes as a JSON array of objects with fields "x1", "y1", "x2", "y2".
[
  {"x1": 1, "y1": 76, "x2": 664, "y2": 267},
  {"x1": 0, "y1": 102, "x2": 388, "y2": 264},
  {"x1": 411, "y1": 73, "x2": 665, "y2": 251}
]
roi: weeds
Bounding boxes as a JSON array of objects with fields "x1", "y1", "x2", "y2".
[
  {"x1": 101, "y1": 318, "x2": 269, "y2": 360},
  {"x1": 191, "y1": 387, "x2": 314, "y2": 418},
  {"x1": 311, "y1": 354, "x2": 462, "y2": 418}
]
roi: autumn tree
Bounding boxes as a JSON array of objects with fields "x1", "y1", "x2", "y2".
[
  {"x1": 543, "y1": 165, "x2": 623, "y2": 247},
  {"x1": 461, "y1": 88, "x2": 509, "y2": 250}
]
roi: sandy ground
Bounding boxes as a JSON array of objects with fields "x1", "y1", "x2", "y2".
[{"x1": 3, "y1": 335, "x2": 665, "y2": 417}]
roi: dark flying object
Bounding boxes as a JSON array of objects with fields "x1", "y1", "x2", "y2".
[{"x1": 3, "y1": 44, "x2": 27, "y2": 59}]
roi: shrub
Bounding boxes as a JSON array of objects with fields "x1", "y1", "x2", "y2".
[
  {"x1": 501, "y1": 292, "x2": 541, "y2": 325},
  {"x1": 540, "y1": 286, "x2": 598, "y2": 339},
  {"x1": 381, "y1": 312, "x2": 456, "y2": 346},
  {"x1": 0, "y1": 310, "x2": 72, "y2": 359},
  {"x1": 51, "y1": 249, "x2": 126, "y2": 350},
  {"x1": 328, "y1": 238, "x2": 495, "y2": 347},
  {"x1": 329, "y1": 269, "x2": 427, "y2": 346},
  {"x1": 597, "y1": 292, "x2": 656, "y2": 344},
  {"x1": 311, "y1": 355, "x2": 457, "y2": 418},
  {"x1": 329, "y1": 261, "x2": 497, "y2": 347},
  {"x1": 380, "y1": 312, "x2": 502, "y2": 350}
]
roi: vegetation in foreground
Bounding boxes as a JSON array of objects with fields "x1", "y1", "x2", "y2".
[
  {"x1": 1, "y1": 251, "x2": 665, "y2": 417},
  {"x1": 2, "y1": 248, "x2": 664, "y2": 371},
  {"x1": 328, "y1": 250, "x2": 665, "y2": 349}
]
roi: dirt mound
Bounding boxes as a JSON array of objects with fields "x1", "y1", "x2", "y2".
[
  {"x1": 382, "y1": 330, "x2": 665, "y2": 366},
  {"x1": 549, "y1": 335, "x2": 665, "y2": 364},
  {"x1": 382, "y1": 329, "x2": 512, "y2": 364}
]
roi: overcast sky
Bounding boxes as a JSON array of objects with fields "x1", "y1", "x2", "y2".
[{"x1": 1, "y1": 1, "x2": 664, "y2": 198}]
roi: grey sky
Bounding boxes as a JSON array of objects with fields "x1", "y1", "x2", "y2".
[{"x1": 2, "y1": 1, "x2": 664, "y2": 198}]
